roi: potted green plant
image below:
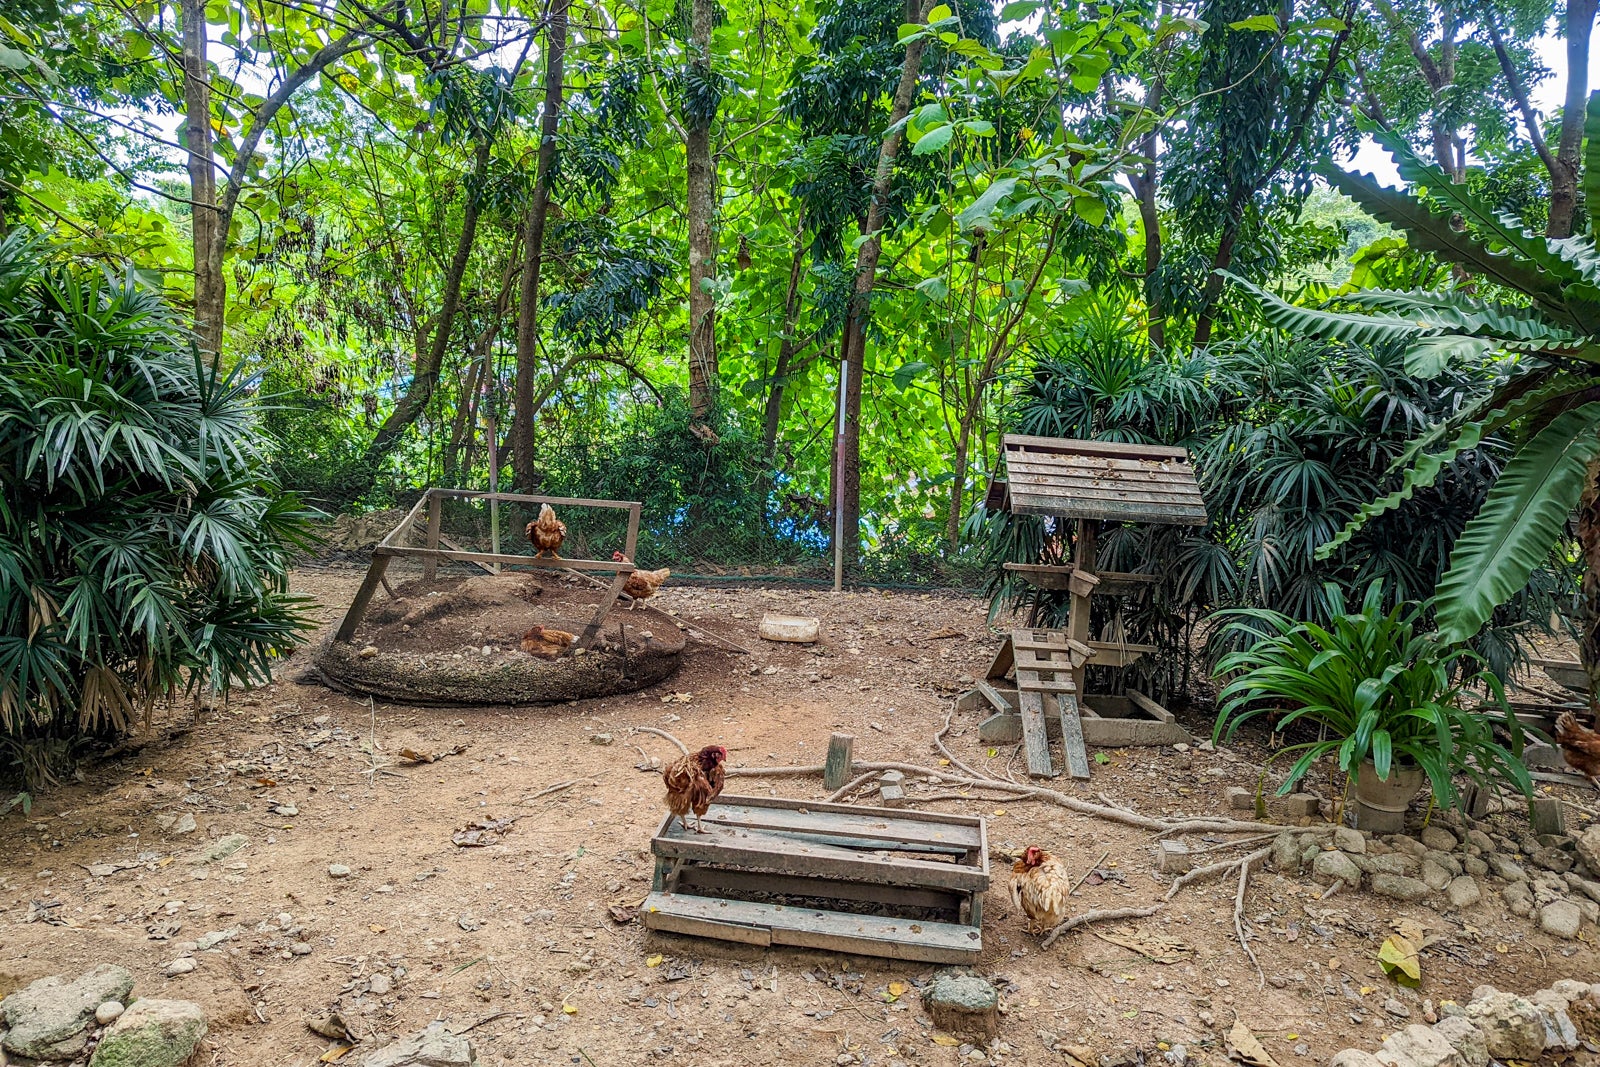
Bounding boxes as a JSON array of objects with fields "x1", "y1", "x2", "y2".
[{"x1": 1212, "y1": 582, "x2": 1530, "y2": 831}]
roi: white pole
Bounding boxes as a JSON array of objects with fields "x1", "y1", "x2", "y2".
[{"x1": 833, "y1": 359, "x2": 849, "y2": 593}]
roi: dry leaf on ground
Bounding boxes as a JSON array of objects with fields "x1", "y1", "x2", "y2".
[{"x1": 1227, "y1": 1018, "x2": 1281, "y2": 1067}]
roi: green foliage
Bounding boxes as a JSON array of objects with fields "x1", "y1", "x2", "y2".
[
  {"x1": 1212, "y1": 581, "x2": 1531, "y2": 808},
  {"x1": 0, "y1": 230, "x2": 317, "y2": 787}
]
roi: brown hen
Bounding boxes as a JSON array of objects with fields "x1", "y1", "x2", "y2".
[
  {"x1": 662, "y1": 744, "x2": 726, "y2": 833},
  {"x1": 519, "y1": 624, "x2": 574, "y2": 659},
  {"x1": 1555, "y1": 712, "x2": 1600, "y2": 788},
  {"x1": 1010, "y1": 846, "x2": 1072, "y2": 934},
  {"x1": 526, "y1": 504, "x2": 567, "y2": 558},
  {"x1": 613, "y1": 552, "x2": 670, "y2": 608}
]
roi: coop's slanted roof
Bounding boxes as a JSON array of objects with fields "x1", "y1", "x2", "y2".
[{"x1": 998, "y1": 434, "x2": 1207, "y2": 525}]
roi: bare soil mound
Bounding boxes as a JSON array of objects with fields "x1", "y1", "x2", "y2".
[{"x1": 311, "y1": 571, "x2": 685, "y2": 704}]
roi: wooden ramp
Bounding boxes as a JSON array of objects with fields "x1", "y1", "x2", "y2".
[
  {"x1": 643, "y1": 795, "x2": 988, "y2": 964},
  {"x1": 989, "y1": 629, "x2": 1091, "y2": 780}
]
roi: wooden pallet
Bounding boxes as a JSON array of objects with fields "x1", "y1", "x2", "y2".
[
  {"x1": 987, "y1": 629, "x2": 1091, "y2": 780},
  {"x1": 642, "y1": 795, "x2": 988, "y2": 964}
]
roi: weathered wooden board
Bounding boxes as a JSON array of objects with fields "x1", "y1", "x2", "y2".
[
  {"x1": 999, "y1": 434, "x2": 1207, "y2": 525},
  {"x1": 654, "y1": 822, "x2": 988, "y2": 891},
  {"x1": 699, "y1": 801, "x2": 981, "y2": 851},
  {"x1": 1056, "y1": 691, "x2": 1091, "y2": 780},
  {"x1": 641, "y1": 892, "x2": 983, "y2": 963},
  {"x1": 1017, "y1": 688, "x2": 1055, "y2": 778},
  {"x1": 673, "y1": 865, "x2": 963, "y2": 914}
]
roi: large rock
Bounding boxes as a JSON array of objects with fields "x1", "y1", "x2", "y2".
[
  {"x1": 1465, "y1": 991, "x2": 1548, "y2": 1060},
  {"x1": 1431, "y1": 1017, "x2": 1488, "y2": 1067},
  {"x1": 1576, "y1": 825, "x2": 1600, "y2": 877},
  {"x1": 89, "y1": 1000, "x2": 207, "y2": 1067},
  {"x1": 1420, "y1": 826, "x2": 1459, "y2": 852},
  {"x1": 1503, "y1": 881, "x2": 1535, "y2": 917},
  {"x1": 1375, "y1": 1024, "x2": 1465, "y2": 1067},
  {"x1": 1487, "y1": 855, "x2": 1527, "y2": 881},
  {"x1": 1539, "y1": 900, "x2": 1583, "y2": 939},
  {"x1": 923, "y1": 971, "x2": 999, "y2": 1040},
  {"x1": 361, "y1": 1024, "x2": 478, "y2": 1067},
  {"x1": 1330, "y1": 1052, "x2": 1385, "y2": 1067},
  {"x1": 1361, "y1": 854, "x2": 1420, "y2": 878},
  {"x1": 1, "y1": 964, "x2": 135, "y2": 1061},
  {"x1": 1445, "y1": 876, "x2": 1481, "y2": 909},
  {"x1": 1528, "y1": 990, "x2": 1580, "y2": 1050},
  {"x1": 1372, "y1": 873, "x2": 1432, "y2": 902},
  {"x1": 1271, "y1": 832, "x2": 1302, "y2": 873},
  {"x1": 1312, "y1": 850, "x2": 1363, "y2": 887},
  {"x1": 1333, "y1": 827, "x2": 1366, "y2": 854},
  {"x1": 1420, "y1": 859, "x2": 1454, "y2": 892}
]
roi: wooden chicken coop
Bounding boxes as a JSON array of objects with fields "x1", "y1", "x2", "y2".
[{"x1": 964, "y1": 435, "x2": 1208, "y2": 780}]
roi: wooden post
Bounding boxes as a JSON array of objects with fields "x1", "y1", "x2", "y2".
[
  {"x1": 824, "y1": 732, "x2": 855, "y2": 790},
  {"x1": 1068, "y1": 518, "x2": 1096, "y2": 699},
  {"x1": 423, "y1": 491, "x2": 443, "y2": 581},
  {"x1": 334, "y1": 552, "x2": 393, "y2": 642},
  {"x1": 485, "y1": 417, "x2": 501, "y2": 575}
]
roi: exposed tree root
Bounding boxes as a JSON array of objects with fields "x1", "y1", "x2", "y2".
[
  {"x1": 1040, "y1": 905, "x2": 1164, "y2": 949},
  {"x1": 635, "y1": 726, "x2": 688, "y2": 755}
]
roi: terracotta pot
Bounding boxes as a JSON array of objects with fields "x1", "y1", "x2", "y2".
[{"x1": 1350, "y1": 760, "x2": 1425, "y2": 832}]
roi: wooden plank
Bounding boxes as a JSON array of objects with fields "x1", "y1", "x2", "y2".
[
  {"x1": 1002, "y1": 434, "x2": 1190, "y2": 460},
  {"x1": 1127, "y1": 688, "x2": 1176, "y2": 723},
  {"x1": 1002, "y1": 562, "x2": 1078, "y2": 590},
  {"x1": 710, "y1": 794, "x2": 987, "y2": 833},
  {"x1": 1016, "y1": 648, "x2": 1086, "y2": 671},
  {"x1": 973, "y1": 681, "x2": 1012, "y2": 714},
  {"x1": 1055, "y1": 691, "x2": 1091, "y2": 780},
  {"x1": 1018, "y1": 688, "x2": 1055, "y2": 778},
  {"x1": 641, "y1": 892, "x2": 982, "y2": 964},
  {"x1": 1085, "y1": 641, "x2": 1157, "y2": 668},
  {"x1": 1003, "y1": 456, "x2": 1202, "y2": 480},
  {"x1": 1012, "y1": 632, "x2": 1093, "y2": 658},
  {"x1": 984, "y1": 479, "x2": 1010, "y2": 512},
  {"x1": 1005, "y1": 476, "x2": 1206, "y2": 508},
  {"x1": 378, "y1": 493, "x2": 433, "y2": 552},
  {"x1": 333, "y1": 553, "x2": 393, "y2": 642},
  {"x1": 1015, "y1": 671, "x2": 1078, "y2": 695},
  {"x1": 427, "y1": 488, "x2": 642, "y2": 512},
  {"x1": 986, "y1": 635, "x2": 1015, "y2": 681},
  {"x1": 1004, "y1": 462, "x2": 1204, "y2": 489},
  {"x1": 653, "y1": 824, "x2": 989, "y2": 891},
  {"x1": 381, "y1": 545, "x2": 638, "y2": 572},
  {"x1": 1008, "y1": 492, "x2": 1208, "y2": 525},
  {"x1": 824, "y1": 733, "x2": 856, "y2": 790},
  {"x1": 699, "y1": 804, "x2": 982, "y2": 851},
  {"x1": 674, "y1": 865, "x2": 963, "y2": 914},
  {"x1": 422, "y1": 492, "x2": 443, "y2": 580},
  {"x1": 574, "y1": 568, "x2": 630, "y2": 650}
]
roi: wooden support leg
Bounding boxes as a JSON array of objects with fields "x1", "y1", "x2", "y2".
[
  {"x1": 1018, "y1": 689, "x2": 1055, "y2": 778},
  {"x1": 422, "y1": 493, "x2": 443, "y2": 582},
  {"x1": 575, "y1": 570, "x2": 630, "y2": 650},
  {"x1": 824, "y1": 732, "x2": 856, "y2": 790},
  {"x1": 1056, "y1": 692, "x2": 1091, "y2": 781},
  {"x1": 334, "y1": 553, "x2": 393, "y2": 643}
]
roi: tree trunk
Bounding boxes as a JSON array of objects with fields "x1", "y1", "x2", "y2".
[
  {"x1": 761, "y1": 219, "x2": 808, "y2": 460},
  {"x1": 1192, "y1": 218, "x2": 1239, "y2": 347},
  {"x1": 1580, "y1": 457, "x2": 1600, "y2": 713},
  {"x1": 365, "y1": 142, "x2": 492, "y2": 467},
  {"x1": 834, "y1": 0, "x2": 931, "y2": 562},
  {"x1": 511, "y1": 0, "x2": 569, "y2": 492},
  {"x1": 180, "y1": 0, "x2": 223, "y2": 357},
  {"x1": 1132, "y1": 78, "x2": 1165, "y2": 349},
  {"x1": 1551, "y1": 0, "x2": 1597, "y2": 238},
  {"x1": 684, "y1": 0, "x2": 719, "y2": 419}
]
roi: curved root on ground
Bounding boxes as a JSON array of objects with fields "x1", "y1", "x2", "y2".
[
  {"x1": 1039, "y1": 905, "x2": 1164, "y2": 949},
  {"x1": 634, "y1": 726, "x2": 688, "y2": 755}
]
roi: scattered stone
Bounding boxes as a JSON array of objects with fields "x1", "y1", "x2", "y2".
[
  {"x1": 1538, "y1": 900, "x2": 1582, "y2": 939},
  {"x1": 1312, "y1": 850, "x2": 1363, "y2": 888},
  {"x1": 925, "y1": 971, "x2": 999, "y2": 1040},
  {"x1": 1389, "y1": 836, "x2": 1427, "y2": 858},
  {"x1": 1362, "y1": 853, "x2": 1420, "y2": 878},
  {"x1": 1464, "y1": 829, "x2": 1495, "y2": 853},
  {"x1": 1576, "y1": 825, "x2": 1600, "y2": 876},
  {"x1": 1330, "y1": 1052, "x2": 1385, "y2": 1067},
  {"x1": 1530, "y1": 847, "x2": 1574, "y2": 875},
  {"x1": 1371, "y1": 873, "x2": 1432, "y2": 902},
  {"x1": 1383, "y1": 998, "x2": 1411, "y2": 1019},
  {"x1": 368, "y1": 973, "x2": 393, "y2": 997},
  {"x1": 1462, "y1": 856, "x2": 1488, "y2": 878},
  {"x1": 88, "y1": 999, "x2": 207, "y2": 1067},
  {"x1": 291, "y1": 942, "x2": 313, "y2": 956},
  {"x1": 1487, "y1": 855, "x2": 1527, "y2": 882},
  {"x1": 1333, "y1": 827, "x2": 1366, "y2": 854},
  {"x1": 360, "y1": 1023, "x2": 478, "y2": 1067},
  {"x1": 1431, "y1": 1017, "x2": 1489, "y2": 1067},
  {"x1": 589, "y1": 733, "x2": 613, "y2": 746},
  {"x1": 1420, "y1": 859, "x2": 1454, "y2": 892},
  {"x1": 1, "y1": 965, "x2": 135, "y2": 1061},
  {"x1": 195, "y1": 927, "x2": 238, "y2": 951},
  {"x1": 1271, "y1": 833, "x2": 1302, "y2": 873},
  {"x1": 1530, "y1": 796, "x2": 1567, "y2": 838},
  {"x1": 197, "y1": 834, "x2": 247, "y2": 863},
  {"x1": 1226, "y1": 787, "x2": 1254, "y2": 811},
  {"x1": 1420, "y1": 826, "x2": 1458, "y2": 852},
  {"x1": 94, "y1": 1002, "x2": 125, "y2": 1027},
  {"x1": 1445, "y1": 876, "x2": 1481, "y2": 909},
  {"x1": 1528, "y1": 991, "x2": 1580, "y2": 1050},
  {"x1": 328, "y1": 864, "x2": 353, "y2": 879},
  {"x1": 1282, "y1": 793, "x2": 1319, "y2": 818},
  {"x1": 1153, "y1": 840, "x2": 1191, "y2": 874},
  {"x1": 1375, "y1": 1024, "x2": 1461, "y2": 1067},
  {"x1": 1503, "y1": 881, "x2": 1535, "y2": 917},
  {"x1": 159, "y1": 813, "x2": 197, "y2": 836},
  {"x1": 1466, "y1": 991, "x2": 1548, "y2": 1060},
  {"x1": 163, "y1": 958, "x2": 196, "y2": 978},
  {"x1": 1424, "y1": 850, "x2": 1462, "y2": 877}
]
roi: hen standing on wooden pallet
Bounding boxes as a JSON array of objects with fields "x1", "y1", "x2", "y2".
[
  {"x1": 1555, "y1": 712, "x2": 1600, "y2": 789},
  {"x1": 526, "y1": 504, "x2": 567, "y2": 558},
  {"x1": 662, "y1": 744, "x2": 727, "y2": 832},
  {"x1": 1010, "y1": 845, "x2": 1072, "y2": 933},
  {"x1": 613, "y1": 551, "x2": 670, "y2": 608}
]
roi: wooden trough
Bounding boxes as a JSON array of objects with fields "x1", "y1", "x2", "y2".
[{"x1": 641, "y1": 795, "x2": 988, "y2": 964}]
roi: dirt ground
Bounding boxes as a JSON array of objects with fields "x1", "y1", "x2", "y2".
[{"x1": 3, "y1": 564, "x2": 1599, "y2": 1067}]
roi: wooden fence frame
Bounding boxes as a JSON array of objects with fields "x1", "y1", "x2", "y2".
[{"x1": 332, "y1": 488, "x2": 643, "y2": 651}]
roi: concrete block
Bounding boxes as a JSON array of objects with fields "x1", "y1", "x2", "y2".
[
  {"x1": 1531, "y1": 796, "x2": 1566, "y2": 838},
  {"x1": 758, "y1": 614, "x2": 819, "y2": 643},
  {"x1": 1226, "y1": 786, "x2": 1254, "y2": 811},
  {"x1": 1153, "y1": 840, "x2": 1191, "y2": 874},
  {"x1": 1281, "y1": 793, "x2": 1320, "y2": 818},
  {"x1": 978, "y1": 712, "x2": 1024, "y2": 744},
  {"x1": 878, "y1": 783, "x2": 906, "y2": 807}
]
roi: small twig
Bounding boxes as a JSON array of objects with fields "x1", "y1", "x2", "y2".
[
  {"x1": 1040, "y1": 904, "x2": 1164, "y2": 949},
  {"x1": 521, "y1": 778, "x2": 592, "y2": 803},
  {"x1": 1069, "y1": 849, "x2": 1112, "y2": 897},
  {"x1": 453, "y1": 1010, "x2": 513, "y2": 1035},
  {"x1": 681, "y1": 621, "x2": 752, "y2": 655},
  {"x1": 935, "y1": 707, "x2": 988, "y2": 781},
  {"x1": 635, "y1": 726, "x2": 688, "y2": 755},
  {"x1": 826, "y1": 771, "x2": 880, "y2": 803},
  {"x1": 1234, "y1": 853, "x2": 1265, "y2": 985},
  {"x1": 1317, "y1": 881, "x2": 1341, "y2": 901},
  {"x1": 1165, "y1": 846, "x2": 1273, "y2": 901}
]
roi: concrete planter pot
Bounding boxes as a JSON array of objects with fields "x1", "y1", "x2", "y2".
[{"x1": 1350, "y1": 760, "x2": 1426, "y2": 832}]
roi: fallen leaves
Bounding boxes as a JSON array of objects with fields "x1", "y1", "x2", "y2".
[
  {"x1": 646, "y1": 954, "x2": 664, "y2": 968},
  {"x1": 451, "y1": 816, "x2": 521, "y2": 847},
  {"x1": 398, "y1": 745, "x2": 468, "y2": 765},
  {"x1": 931, "y1": 1035, "x2": 960, "y2": 1047},
  {"x1": 927, "y1": 627, "x2": 965, "y2": 640},
  {"x1": 660, "y1": 692, "x2": 693, "y2": 704},
  {"x1": 1378, "y1": 935, "x2": 1421, "y2": 987},
  {"x1": 1226, "y1": 1018, "x2": 1281, "y2": 1067}
]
